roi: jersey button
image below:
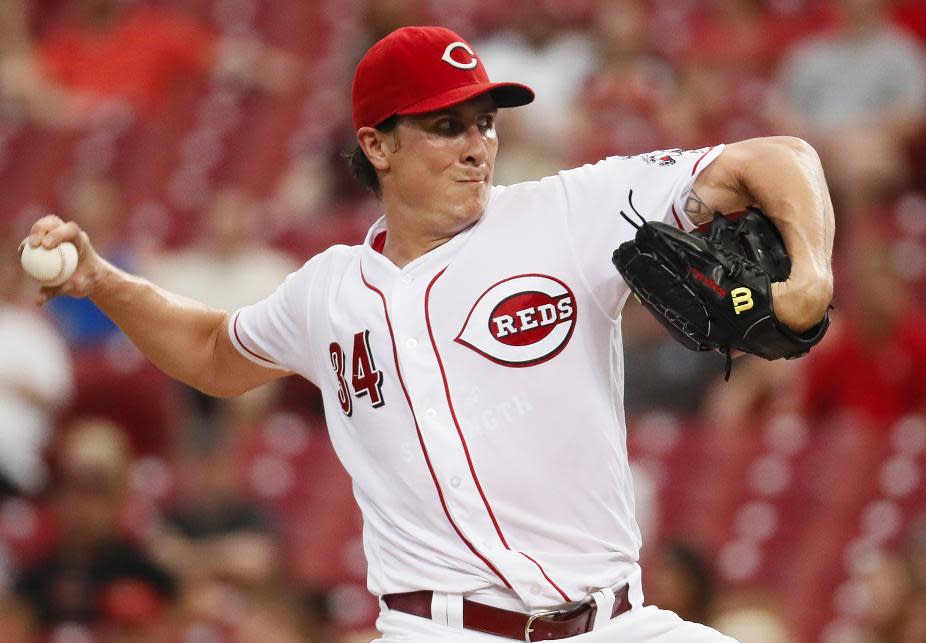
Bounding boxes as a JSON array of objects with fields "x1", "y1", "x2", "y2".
[
  {"x1": 405, "y1": 338, "x2": 418, "y2": 349},
  {"x1": 425, "y1": 408, "x2": 437, "y2": 419},
  {"x1": 450, "y1": 476, "x2": 461, "y2": 488},
  {"x1": 402, "y1": 273, "x2": 414, "y2": 284}
]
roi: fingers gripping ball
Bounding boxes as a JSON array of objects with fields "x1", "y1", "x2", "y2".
[{"x1": 20, "y1": 241, "x2": 79, "y2": 287}]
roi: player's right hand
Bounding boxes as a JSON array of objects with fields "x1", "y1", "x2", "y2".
[{"x1": 19, "y1": 215, "x2": 107, "y2": 304}]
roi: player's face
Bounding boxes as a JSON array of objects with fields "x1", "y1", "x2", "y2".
[{"x1": 386, "y1": 95, "x2": 499, "y2": 233}]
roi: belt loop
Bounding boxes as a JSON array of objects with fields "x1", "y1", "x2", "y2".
[
  {"x1": 591, "y1": 588, "x2": 615, "y2": 630},
  {"x1": 446, "y1": 593, "x2": 464, "y2": 630},
  {"x1": 626, "y1": 565, "x2": 645, "y2": 608},
  {"x1": 430, "y1": 592, "x2": 464, "y2": 630},
  {"x1": 430, "y1": 592, "x2": 447, "y2": 626}
]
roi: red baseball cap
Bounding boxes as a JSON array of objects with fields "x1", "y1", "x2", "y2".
[{"x1": 351, "y1": 26, "x2": 535, "y2": 131}]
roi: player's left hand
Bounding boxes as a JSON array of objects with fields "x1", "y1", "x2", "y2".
[{"x1": 612, "y1": 206, "x2": 832, "y2": 378}]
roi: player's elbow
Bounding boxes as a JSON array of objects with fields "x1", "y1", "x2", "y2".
[
  {"x1": 778, "y1": 135, "x2": 819, "y2": 162},
  {"x1": 743, "y1": 135, "x2": 816, "y2": 160},
  {"x1": 196, "y1": 378, "x2": 245, "y2": 399},
  {"x1": 761, "y1": 136, "x2": 821, "y2": 169},
  {"x1": 732, "y1": 136, "x2": 824, "y2": 184}
]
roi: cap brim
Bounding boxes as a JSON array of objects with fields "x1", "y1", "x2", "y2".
[{"x1": 396, "y1": 81, "x2": 535, "y2": 117}]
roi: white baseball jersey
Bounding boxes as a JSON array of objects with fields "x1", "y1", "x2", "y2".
[{"x1": 230, "y1": 145, "x2": 724, "y2": 610}]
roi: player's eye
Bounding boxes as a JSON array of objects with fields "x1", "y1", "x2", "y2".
[
  {"x1": 433, "y1": 118, "x2": 461, "y2": 135},
  {"x1": 477, "y1": 114, "x2": 496, "y2": 135}
]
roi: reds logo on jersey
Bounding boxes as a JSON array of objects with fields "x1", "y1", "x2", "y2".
[{"x1": 455, "y1": 274, "x2": 577, "y2": 367}]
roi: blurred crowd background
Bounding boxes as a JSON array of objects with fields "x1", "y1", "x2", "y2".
[{"x1": 0, "y1": 0, "x2": 925, "y2": 641}]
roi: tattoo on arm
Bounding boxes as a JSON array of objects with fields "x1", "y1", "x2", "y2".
[{"x1": 683, "y1": 189, "x2": 714, "y2": 225}]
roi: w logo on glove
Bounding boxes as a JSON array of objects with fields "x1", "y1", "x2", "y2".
[{"x1": 731, "y1": 287, "x2": 754, "y2": 314}]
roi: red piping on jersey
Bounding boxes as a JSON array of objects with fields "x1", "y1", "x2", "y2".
[
  {"x1": 670, "y1": 204, "x2": 684, "y2": 230},
  {"x1": 518, "y1": 551, "x2": 570, "y2": 600},
  {"x1": 425, "y1": 268, "x2": 572, "y2": 603},
  {"x1": 232, "y1": 312, "x2": 278, "y2": 365},
  {"x1": 691, "y1": 145, "x2": 716, "y2": 176},
  {"x1": 360, "y1": 267, "x2": 513, "y2": 590}
]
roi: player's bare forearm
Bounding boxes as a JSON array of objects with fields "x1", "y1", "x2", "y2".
[
  {"x1": 689, "y1": 137, "x2": 834, "y2": 331},
  {"x1": 91, "y1": 264, "x2": 286, "y2": 397},
  {"x1": 23, "y1": 215, "x2": 286, "y2": 398},
  {"x1": 89, "y1": 262, "x2": 223, "y2": 389}
]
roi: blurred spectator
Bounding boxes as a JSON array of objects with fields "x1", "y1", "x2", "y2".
[
  {"x1": 710, "y1": 591, "x2": 794, "y2": 643},
  {"x1": 681, "y1": 0, "x2": 783, "y2": 74},
  {"x1": 2, "y1": 0, "x2": 295, "y2": 126},
  {"x1": 909, "y1": 516, "x2": 926, "y2": 591},
  {"x1": 149, "y1": 434, "x2": 278, "y2": 589},
  {"x1": 892, "y1": 0, "x2": 926, "y2": 44},
  {"x1": 14, "y1": 418, "x2": 175, "y2": 638},
  {"x1": 571, "y1": 0, "x2": 696, "y2": 164},
  {"x1": 149, "y1": 423, "x2": 284, "y2": 640},
  {"x1": 0, "y1": 590, "x2": 32, "y2": 643},
  {"x1": 0, "y1": 229, "x2": 73, "y2": 497},
  {"x1": 362, "y1": 0, "x2": 433, "y2": 43},
  {"x1": 772, "y1": 0, "x2": 926, "y2": 215},
  {"x1": 644, "y1": 541, "x2": 716, "y2": 625},
  {"x1": 774, "y1": 0, "x2": 926, "y2": 138},
  {"x1": 896, "y1": 519, "x2": 926, "y2": 643},
  {"x1": 142, "y1": 186, "x2": 298, "y2": 312},
  {"x1": 622, "y1": 298, "x2": 724, "y2": 418},
  {"x1": 235, "y1": 590, "x2": 314, "y2": 643},
  {"x1": 45, "y1": 174, "x2": 134, "y2": 348},
  {"x1": 855, "y1": 552, "x2": 918, "y2": 643},
  {"x1": 699, "y1": 354, "x2": 793, "y2": 435},
  {"x1": 0, "y1": 0, "x2": 97, "y2": 128},
  {"x1": 475, "y1": 1, "x2": 598, "y2": 181},
  {"x1": 794, "y1": 232, "x2": 926, "y2": 431}
]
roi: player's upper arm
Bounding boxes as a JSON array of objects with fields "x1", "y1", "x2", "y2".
[
  {"x1": 218, "y1": 250, "x2": 335, "y2": 391},
  {"x1": 687, "y1": 136, "x2": 816, "y2": 224},
  {"x1": 203, "y1": 314, "x2": 291, "y2": 398}
]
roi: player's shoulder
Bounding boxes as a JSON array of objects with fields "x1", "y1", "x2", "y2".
[
  {"x1": 488, "y1": 172, "x2": 569, "y2": 205},
  {"x1": 288, "y1": 243, "x2": 360, "y2": 281}
]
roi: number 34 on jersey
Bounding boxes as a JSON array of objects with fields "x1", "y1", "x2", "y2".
[{"x1": 329, "y1": 330, "x2": 385, "y2": 416}]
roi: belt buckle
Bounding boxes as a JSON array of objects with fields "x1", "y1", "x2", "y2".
[{"x1": 524, "y1": 608, "x2": 559, "y2": 642}]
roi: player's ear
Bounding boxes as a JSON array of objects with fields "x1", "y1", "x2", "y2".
[{"x1": 357, "y1": 126, "x2": 392, "y2": 171}]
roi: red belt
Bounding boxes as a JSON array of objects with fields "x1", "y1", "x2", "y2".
[{"x1": 383, "y1": 584, "x2": 631, "y2": 641}]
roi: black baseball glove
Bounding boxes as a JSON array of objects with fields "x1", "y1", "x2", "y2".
[{"x1": 612, "y1": 192, "x2": 830, "y2": 379}]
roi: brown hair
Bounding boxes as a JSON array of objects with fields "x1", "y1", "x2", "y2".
[{"x1": 346, "y1": 116, "x2": 399, "y2": 197}]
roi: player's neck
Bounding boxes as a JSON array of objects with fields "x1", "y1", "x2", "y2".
[
  {"x1": 379, "y1": 226, "x2": 455, "y2": 269},
  {"x1": 380, "y1": 203, "x2": 476, "y2": 269}
]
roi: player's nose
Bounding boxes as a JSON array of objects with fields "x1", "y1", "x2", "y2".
[{"x1": 460, "y1": 123, "x2": 490, "y2": 166}]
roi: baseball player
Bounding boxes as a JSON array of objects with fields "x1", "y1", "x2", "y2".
[{"x1": 23, "y1": 26, "x2": 833, "y2": 642}]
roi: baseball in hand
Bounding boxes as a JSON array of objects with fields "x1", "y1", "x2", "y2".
[{"x1": 20, "y1": 241, "x2": 79, "y2": 287}]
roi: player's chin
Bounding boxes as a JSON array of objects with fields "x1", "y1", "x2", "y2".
[{"x1": 454, "y1": 180, "x2": 490, "y2": 208}]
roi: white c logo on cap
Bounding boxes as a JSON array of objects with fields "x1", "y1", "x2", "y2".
[{"x1": 441, "y1": 42, "x2": 478, "y2": 70}]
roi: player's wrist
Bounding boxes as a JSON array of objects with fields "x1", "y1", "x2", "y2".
[
  {"x1": 786, "y1": 267, "x2": 833, "y2": 307},
  {"x1": 85, "y1": 256, "x2": 129, "y2": 302},
  {"x1": 771, "y1": 279, "x2": 831, "y2": 332}
]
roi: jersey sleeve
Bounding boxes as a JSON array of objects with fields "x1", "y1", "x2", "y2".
[
  {"x1": 557, "y1": 145, "x2": 724, "y2": 316},
  {"x1": 228, "y1": 255, "x2": 322, "y2": 385}
]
